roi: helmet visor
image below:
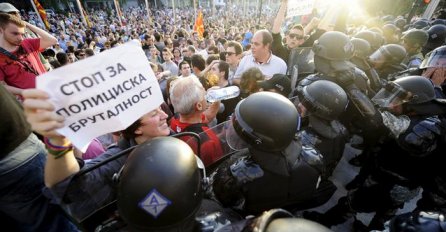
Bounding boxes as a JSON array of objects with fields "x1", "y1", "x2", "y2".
[
  {"x1": 369, "y1": 47, "x2": 390, "y2": 64},
  {"x1": 226, "y1": 116, "x2": 250, "y2": 151},
  {"x1": 372, "y1": 82, "x2": 411, "y2": 108},
  {"x1": 419, "y1": 47, "x2": 446, "y2": 69}
]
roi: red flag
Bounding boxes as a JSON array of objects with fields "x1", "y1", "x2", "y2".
[
  {"x1": 33, "y1": 0, "x2": 50, "y2": 29},
  {"x1": 194, "y1": 10, "x2": 205, "y2": 39}
]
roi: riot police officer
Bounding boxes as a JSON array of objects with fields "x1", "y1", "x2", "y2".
[
  {"x1": 116, "y1": 137, "x2": 241, "y2": 231},
  {"x1": 299, "y1": 31, "x2": 386, "y2": 142},
  {"x1": 354, "y1": 30, "x2": 384, "y2": 52},
  {"x1": 401, "y1": 29, "x2": 429, "y2": 68},
  {"x1": 369, "y1": 44, "x2": 408, "y2": 80},
  {"x1": 422, "y1": 24, "x2": 446, "y2": 56},
  {"x1": 350, "y1": 37, "x2": 382, "y2": 91},
  {"x1": 209, "y1": 92, "x2": 336, "y2": 215},
  {"x1": 297, "y1": 80, "x2": 349, "y2": 178},
  {"x1": 305, "y1": 76, "x2": 446, "y2": 231}
]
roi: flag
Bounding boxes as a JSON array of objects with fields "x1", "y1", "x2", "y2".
[
  {"x1": 32, "y1": 0, "x2": 50, "y2": 29},
  {"x1": 114, "y1": 0, "x2": 124, "y2": 26},
  {"x1": 194, "y1": 10, "x2": 205, "y2": 39},
  {"x1": 76, "y1": 0, "x2": 92, "y2": 28}
]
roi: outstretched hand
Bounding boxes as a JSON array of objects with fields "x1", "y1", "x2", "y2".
[{"x1": 22, "y1": 89, "x2": 65, "y2": 139}]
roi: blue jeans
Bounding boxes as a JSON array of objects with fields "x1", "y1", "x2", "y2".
[{"x1": 0, "y1": 134, "x2": 78, "y2": 232}]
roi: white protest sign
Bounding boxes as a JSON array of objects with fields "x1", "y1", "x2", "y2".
[
  {"x1": 37, "y1": 40, "x2": 163, "y2": 152},
  {"x1": 287, "y1": 0, "x2": 315, "y2": 18}
]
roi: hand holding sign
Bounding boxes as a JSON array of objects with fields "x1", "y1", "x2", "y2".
[
  {"x1": 23, "y1": 89, "x2": 65, "y2": 140},
  {"x1": 36, "y1": 40, "x2": 164, "y2": 152}
]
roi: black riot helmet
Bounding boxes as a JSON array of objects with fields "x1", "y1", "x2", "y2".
[
  {"x1": 354, "y1": 30, "x2": 383, "y2": 51},
  {"x1": 369, "y1": 44, "x2": 407, "y2": 65},
  {"x1": 394, "y1": 18, "x2": 407, "y2": 31},
  {"x1": 298, "y1": 80, "x2": 348, "y2": 121},
  {"x1": 373, "y1": 75, "x2": 446, "y2": 114},
  {"x1": 411, "y1": 19, "x2": 430, "y2": 29},
  {"x1": 426, "y1": 24, "x2": 446, "y2": 49},
  {"x1": 312, "y1": 31, "x2": 355, "y2": 74},
  {"x1": 420, "y1": 45, "x2": 446, "y2": 69},
  {"x1": 393, "y1": 75, "x2": 436, "y2": 104},
  {"x1": 402, "y1": 29, "x2": 429, "y2": 48},
  {"x1": 230, "y1": 92, "x2": 299, "y2": 152},
  {"x1": 117, "y1": 137, "x2": 202, "y2": 231},
  {"x1": 351, "y1": 38, "x2": 372, "y2": 59},
  {"x1": 249, "y1": 209, "x2": 331, "y2": 232},
  {"x1": 431, "y1": 19, "x2": 446, "y2": 26},
  {"x1": 389, "y1": 211, "x2": 446, "y2": 232}
]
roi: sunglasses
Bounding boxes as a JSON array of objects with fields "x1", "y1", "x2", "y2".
[
  {"x1": 225, "y1": 52, "x2": 236, "y2": 56},
  {"x1": 288, "y1": 33, "x2": 304, "y2": 40}
]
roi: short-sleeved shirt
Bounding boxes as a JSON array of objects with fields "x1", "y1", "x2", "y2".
[
  {"x1": 0, "y1": 38, "x2": 45, "y2": 90},
  {"x1": 161, "y1": 61, "x2": 179, "y2": 76},
  {"x1": 233, "y1": 53, "x2": 287, "y2": 80}
]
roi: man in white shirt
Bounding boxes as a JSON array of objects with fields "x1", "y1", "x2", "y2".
[
  {"x1": 178, "y1": 60, "x2": 196, "y2": 78},
  {"x1": 233, "y1": 29, "x2": 287, "y2": 85}
]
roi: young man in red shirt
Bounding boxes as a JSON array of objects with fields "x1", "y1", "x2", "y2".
[{"x1": 0, "y1": 13, "x2": 57, "y2": 97}]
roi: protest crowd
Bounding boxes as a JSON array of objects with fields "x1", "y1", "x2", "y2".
[{"x1": 1, "y1": 0, "x2": 446, "y2": 231}]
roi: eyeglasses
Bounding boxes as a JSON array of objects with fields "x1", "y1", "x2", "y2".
[
  {"x1": 288, "y1": 33, "x2": 304, "y2": 40},
  {"x1": 79, "y1": 54, "x2": 86, "y2": 56},
  {"x1": 225, "y1": 52, "x2": 236, "y2": 56}
]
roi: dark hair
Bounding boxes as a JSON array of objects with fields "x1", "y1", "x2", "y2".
[
  {"x1": 85, "y1": 48, "x2": 94, "y2": 57},
  {"x1": 154, "y1": 32, "x2": 162, "y2": 42},
  {"x1": 191, "y1": 54, "x2": 205, "y2": 71},
  {"x1": 179, "y1": 60, "x2": 190, "y2": 70},
  {"x1": 207, "y1": 45, "x2": 219, "y2": 54},
  {"x1": 206, "y1": 54, "x2": 220, "y2": 66},
  {"x1": 226, "y1": 41, "x2": 243, "y2": 55},
  {"x1": 218, "y1": 61, "x2": 230, "y2": 80},
  {"x1": 67, "y1": 45, "x2": 75, "y2": 53},
  {"x1": 56, "y1": 52, "x2": 69, "y2": 66},
  {"x1": 121, "y1": 118, "x2": 143, "y2": 140}
]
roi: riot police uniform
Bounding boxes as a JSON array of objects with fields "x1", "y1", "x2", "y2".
[
  {"x1": 369, "y1": 44, "x2": 408, "y2": 80},
  {"x1": 116, "y1": 137, "x2": 242, "y2": 232},
  {"x1": 350, "y1": 37, "x2": 382, "y2": 92},
  {"x1": 297, "y1": 80, "x2": 349, "y2": 178},
  {"x1": 304, "y1": 76, "x2": 446, "y2": 231},
  {"x1": 298, "y1": 31, "x2": 385, "y2": 139},
  {"x1": 401, "y1": 29, "x2": 429, "y2": 68},
  {"x1": 209, "y1": 92, "x2": 336, "y2": 215},
  {"x1": 215, "y1": 208, "x2": 332, "y2": 232},
  {"x1": 422, "y1": 24, "x2": 446, "y2": 56}
]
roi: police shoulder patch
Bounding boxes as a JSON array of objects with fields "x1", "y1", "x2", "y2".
[{"x1": 138, "y1": 189, "x2": 172, "y2": 218}]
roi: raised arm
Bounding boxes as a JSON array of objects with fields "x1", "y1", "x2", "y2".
[
  {"x1": 272, "y1": 0, "x2": 287, "y2": 34},
  {"x1": 25, "y1": 21, "x2": 58, "y2": 50},
  {"x1": 22, "y1": 89, "x2": 80, "y2": 187}
]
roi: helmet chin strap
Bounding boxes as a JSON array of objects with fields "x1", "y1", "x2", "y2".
[{"x1": 195, "y1": 155, "x2": 209, "y2": 186}]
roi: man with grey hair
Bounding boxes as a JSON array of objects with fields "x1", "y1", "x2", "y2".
[
  {"x1": 169, "y1": 77, "x2": 223, "y2": 166},
  {"x1": 233, "y1": 29, "x2": 287, "y2": 85}
]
